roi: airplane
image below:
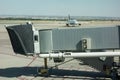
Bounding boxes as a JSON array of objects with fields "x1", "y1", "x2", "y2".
[
  {"x1": 5, "y1": 22, "x2": 120, "y2": 80},
  {"x1": 66, "y1": 15, "x2": 81, "y2": 27}
]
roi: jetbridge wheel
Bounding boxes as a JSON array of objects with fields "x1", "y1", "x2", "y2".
[
  {"x1": 110, "y1": 69, "x2": 120, "y2": 80},
  {"x1": 66, "y1": 24, "x2": 69, "y2": 27},
  {"x1": 110, "y1": 62, "x2": 120, "y2": 80},
  {"x1": 79, "y1": 23, "x2": 81, "y2": 26},
  {"x1": 37, "y1": 68, "x2": 49, "y2": 77}
]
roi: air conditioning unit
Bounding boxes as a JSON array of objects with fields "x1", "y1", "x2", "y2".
[{"x1": 81, "y1": 38, "x2": 91, "y2": 50}]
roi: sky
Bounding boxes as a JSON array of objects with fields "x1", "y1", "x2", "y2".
[{"x1": 0, "y1": 0, "x2": 120, "y2": 17}]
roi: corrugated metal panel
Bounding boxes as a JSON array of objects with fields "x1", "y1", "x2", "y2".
[
  {"x1": 52, "y1": 29, "x2": 83, "y2": 51},
  {"x1": 52, "y1": 27, "x2": 119, "y2": 51}
]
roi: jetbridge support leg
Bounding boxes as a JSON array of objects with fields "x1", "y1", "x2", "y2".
[
  {"x1": 38, "y1": 58, "x2": 48, "y2": 76},
  {"x1": 44, "y1": 58, "x2": 48, "y2": 69}
]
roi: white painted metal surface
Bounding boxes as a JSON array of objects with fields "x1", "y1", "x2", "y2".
[
  {"x1": 33, "y1": 30, "x2": 40, "y2": 53},
  {"x1": 39, "y1": 52, "x2": 120, "y2": 58}
]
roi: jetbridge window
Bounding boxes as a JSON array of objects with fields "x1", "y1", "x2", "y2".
[{"x1": 34, "y1": 35, "x2": 38, "y2": 42}]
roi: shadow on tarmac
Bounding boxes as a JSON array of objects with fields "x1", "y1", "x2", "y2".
[{"x1": 0, "y1": 67, "x2": 108, "y2": 79}]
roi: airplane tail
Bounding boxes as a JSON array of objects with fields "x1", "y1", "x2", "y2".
[{"x1": 68, "y1": 14, "x2": 71, "y2": 20}]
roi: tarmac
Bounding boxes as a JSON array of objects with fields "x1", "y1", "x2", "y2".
[{"x1": 1, "y1": 20, "x2": 119, "y2": 80}]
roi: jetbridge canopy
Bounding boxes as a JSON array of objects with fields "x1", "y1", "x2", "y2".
[
  {"x1": 6, "y1": 24, "x2": 34, "y2": 55},
  {"x1": 6, "y1": 24, "x2": 120, "y2": 55}
]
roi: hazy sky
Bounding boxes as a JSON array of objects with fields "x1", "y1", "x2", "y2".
[{"x1": 0, "y1": 0, "x2": 120, "y2": 17}]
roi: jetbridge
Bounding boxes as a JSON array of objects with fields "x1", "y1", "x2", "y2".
[
  {"x1": 6, "y1": 23, "x2": 120, "y2": 79},
  {"x1": 6, "y1": 23, "x2": 120, "y2": 54}
]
